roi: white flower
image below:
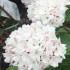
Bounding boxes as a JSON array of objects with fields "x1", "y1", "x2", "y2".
[
  {"x1": 3, "y1": 21, "x2": 66, "y2": 70},
  {"x1": 27, "y1": 0, "x2": 70, "y2": 27},
  {"x1": 21, "y1": 0, "x2": 35, "y2": 7}
]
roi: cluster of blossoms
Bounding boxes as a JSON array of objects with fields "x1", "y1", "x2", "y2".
[
  {"x1": 3, "y1": 21, "x2": 66, "y2": 70},
  {"x1": 21, "y1": 0, "x2": 35, "y2": 7},
  {"x1": 3, "y1": 0, "x2": 70, "y2": 70},
  {"x1": 27, "y1": 0, "x2": 70, "y2": 27}
]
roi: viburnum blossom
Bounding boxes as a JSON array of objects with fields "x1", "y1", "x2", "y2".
[
  {"x1": 21, "y1": 0, "x2": 35, "y2": 7},
  {"x1": 27, "y1": 0, "x2": 70, "y2": 27},
  {"x1": 3, "y1": 21, "x2": 66, "y2": 70}
]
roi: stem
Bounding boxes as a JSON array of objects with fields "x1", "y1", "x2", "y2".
[{"x1": 4, "y1": 23, "x2": 19, "y2": 31}]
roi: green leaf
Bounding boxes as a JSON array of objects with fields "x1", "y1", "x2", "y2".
[
  {"x1": 57, "y1": 33, "x2": 70, "y2": 55},
  {"x1": 56, "y1": 27, "x2": 68, "y2": 33},
  {"x1": 0, "y1": 0, "x2": 20, "y2": 20},
  {"x1": 6, "y1": 66, "x2": 18, "y2": 70},
  {"x1": 65, "y1": 9, "x2": 70, "y2": 22},
  {"x1": 61, "y1": 55, "x2": 70, "y2": 66},
  {"x1": 0, "y1": 28, "x2": 4, "y2": 36}
]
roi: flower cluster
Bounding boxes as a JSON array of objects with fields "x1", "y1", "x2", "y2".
[
  {"x1": 3, "y1": 0, "x2": 69, "y2": 70},
  {"x1": 27, "y1": 0, "x2": 70, "y2": 27},
  {"x1": 21, "y1": 0, "x2": 35, "y2": 7},
  {"x1": 3, "y1": 21, "x2": 66, "y2": 70}
]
